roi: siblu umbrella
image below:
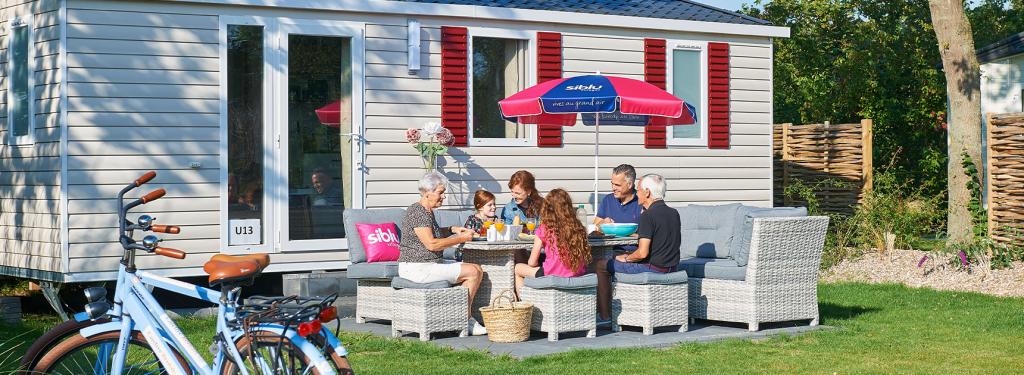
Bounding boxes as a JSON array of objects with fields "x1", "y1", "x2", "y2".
[{"x1": 498, "y1": 74, "x2": 697, "y2": 213}]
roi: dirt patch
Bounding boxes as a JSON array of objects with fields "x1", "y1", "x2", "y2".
[{"x1": 822, "y1": 249, "x2": 1024, "y2": 297}]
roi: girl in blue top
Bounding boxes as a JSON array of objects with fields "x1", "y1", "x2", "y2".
[{"x1": 500, "y1": 170, "x2": 542, "y2": 224}]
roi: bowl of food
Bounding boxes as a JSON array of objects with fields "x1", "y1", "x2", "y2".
[{"x1": 599, "y1": 223, "x2": 639, "y2": 237}]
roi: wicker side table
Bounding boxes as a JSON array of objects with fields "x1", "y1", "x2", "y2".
[
  {"x1": 519, "y1": 275, "x2": 598, "y2": 342},
  {"x1": 611, "y1": 270, "x2": 689, "y2": 335},
  {"x1": 389, "y1": 278, "x2": 469, "y2": 341}
]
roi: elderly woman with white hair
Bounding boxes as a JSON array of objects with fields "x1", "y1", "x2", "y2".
[
  {"x1": 397, "y1": 171, "x2": 487, "y2": 335},
  {"x1": 593, "y1": 173, "x2": 682, "y2": 323}
]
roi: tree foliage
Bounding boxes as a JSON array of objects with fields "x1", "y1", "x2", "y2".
[{"x1": 741, "y1": 0, "x2": 1024, "y2": 200}]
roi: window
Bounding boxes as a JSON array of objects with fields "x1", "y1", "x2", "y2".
[
  {"x1": 226, "y1": 25, "x2": 266, "y2": 247},
  {"x1": 471, "y1": 35, "x2": 530, "y2": 144},
  {"x1": 668, "y1": 42, "x2": 707, "y2": 146},
  {"x1": 6, "y1": 16, "x2": 33, "y2": 145}
]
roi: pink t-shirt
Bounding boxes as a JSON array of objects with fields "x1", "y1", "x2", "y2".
[{"x1": 536, "y1": 224, "x2": 586, "y2": 277}]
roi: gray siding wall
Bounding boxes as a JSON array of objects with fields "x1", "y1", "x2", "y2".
[
  {"x1": 364, "y1": 27, "x2": 773, "y2": 209},
  {"x1": 64, "y1": 1, "x2": 225, "y2": 273},
  {"x1": 0, "y1": 0, "x2": 62, "y2": 274},
  {"x1": 63, "y1": 0, "x2": 773, "y2": 276}
]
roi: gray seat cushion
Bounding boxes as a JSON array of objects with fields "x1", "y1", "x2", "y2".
[
  {"x1": 675, "y1": 203, "x2": 742, "y2": 259},
  {"x1": 346, "y1": 261, "x2": 399, "y2": 280},
  {"x1": 390, "y1": 277, "x2": 452, "y2": 289},
  {"x1": 614, "y1": 270, "x2": 689, "y2": 285},
  {"x1": 678, "y1": 258, "x2": 746, "y2": 281},
  {"x1": 343, "y1": 208, "x2": 406, "y2": 264},
  {"x1": 523, "y1": 274, "x2": 598, "y2": 290},
  {"x1": 730, "y1": 206, "x2": 808, "y2": 267}
]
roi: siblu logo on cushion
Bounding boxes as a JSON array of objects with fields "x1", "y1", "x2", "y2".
[
  {"x1": 367, "y1": 227, "x2": 398, "y2": 246},
  {"x1": 564, "y1": 84, "x2": 603, "y2": 91}
]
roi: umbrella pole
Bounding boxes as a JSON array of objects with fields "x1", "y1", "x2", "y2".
[{"x1": 593, "y1": 113, "x2": 600, "y2": 219}]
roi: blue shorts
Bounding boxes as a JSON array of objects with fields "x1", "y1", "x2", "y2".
[{"x1": 606, "y1": 259, "x2": 676, "y2": 275}]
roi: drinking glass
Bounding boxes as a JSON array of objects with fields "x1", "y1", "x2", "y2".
[{"x1": 525, "y1": 219, "x2": 537, "y2": 235}]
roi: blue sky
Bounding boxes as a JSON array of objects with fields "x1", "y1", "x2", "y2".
[{"x1": 701, "y1": 0, "x2": 759, "y2": 12}]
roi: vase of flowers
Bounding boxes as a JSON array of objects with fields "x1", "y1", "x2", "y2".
[{"x1": 407, "y1": 122, "x2": 455, "y2": 171}]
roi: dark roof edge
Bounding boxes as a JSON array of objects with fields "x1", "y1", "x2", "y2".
[
  {"x1": 679, "y1": 0, "x2": 772, "y2": 25},
  {"x1": 976, "y1": 30, "x2": 1024, "y2": 63}
]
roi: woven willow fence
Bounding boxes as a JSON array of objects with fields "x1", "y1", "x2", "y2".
[
  {"x1": 986, "y1": 112, "x2": 1024, "y2": 248},
  {"x1": 773, "y1": 120, "x2": 873, "y2": 214}
]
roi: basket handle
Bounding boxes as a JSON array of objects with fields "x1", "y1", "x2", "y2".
[{"x1": 490, "y1": 289, "x2": 518, "y2": 309}]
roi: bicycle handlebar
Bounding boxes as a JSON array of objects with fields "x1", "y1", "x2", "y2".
[
  {"x1": 154, "y1": 247, "x2": 186, "y2": 259},
  {"x1": 140, "y1": 189, "x2": 166, "y2": 204},
  {"x1": 134, "y1": 171, "x2": 157, "y2": 187},
  {"x1": 150, "y1": 225, "x2": 180, "y2": 234}
]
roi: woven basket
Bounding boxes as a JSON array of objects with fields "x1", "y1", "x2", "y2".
[{"x1": 479, "y1": 289, "x2": 533, "y2": 343}]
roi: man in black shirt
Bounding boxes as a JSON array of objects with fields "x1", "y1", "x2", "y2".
[{"x1": 595, "y1": 173, "x2": 681, "y2": 322}]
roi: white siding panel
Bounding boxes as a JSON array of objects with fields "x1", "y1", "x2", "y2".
[
  {"x1": 66, "y1": 38, "x2": 217, "y2": 57},
  {"x1": 69, "y1": 82, "x2": 219, "y2": 99},
  {"x1": 67, "y1": 112, "x2": 219, "y2": 127},
  {"x1": 67, "y1": 9, "x2": 218, "y2": 29},
  {"x1": 67, "y1": 68, "x2": 218, "y2": 84},
  {"x1": 67, "y1": 53, "x2": 218, "y2": 71},
  {"x1": 67, "y1": 24, "x2": 219, "y2": 43}
]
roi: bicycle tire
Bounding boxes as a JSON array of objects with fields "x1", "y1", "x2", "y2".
[
  {"x1": 32, "y1": 331, "x2": 192, "y2": 375},
  {"x1": 18, "y1": 317, "x2": 109, "y2": 373},
  {"x1": 306, "y1": 333, "x2": 354, "y2": 375},
  {"x1": 221, "y1": 331, "x2": 347, "y2": 375}
]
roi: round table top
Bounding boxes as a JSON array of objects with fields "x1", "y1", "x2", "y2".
[{"x1": 460, "y1": 236, "x2": 638, "y2": 251}]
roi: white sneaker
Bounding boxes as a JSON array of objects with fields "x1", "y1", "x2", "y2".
[{"x1": 468, "y1": 318, "x2": 487, "y2": 336}]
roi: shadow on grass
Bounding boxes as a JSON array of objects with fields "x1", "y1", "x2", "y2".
[{"x1": 819, "y1": 302, "x2": 878, "y2": 322}]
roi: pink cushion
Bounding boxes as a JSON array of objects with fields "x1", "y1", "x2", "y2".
[{"x1": 355, "y1": 223, "x2": 400, "y2": 263}]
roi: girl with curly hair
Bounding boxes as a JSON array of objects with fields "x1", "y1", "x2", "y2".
[{"x1": 513, "y1": 188, "x2": 592, "y2": 298}]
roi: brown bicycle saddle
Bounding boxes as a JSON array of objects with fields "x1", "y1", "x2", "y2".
[{"x1": 203, "y1": 253, "x2": 271, "y2": 286}]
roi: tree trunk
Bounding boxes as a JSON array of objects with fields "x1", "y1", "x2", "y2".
[{"x1": 929, "y1": 0, "x2": 982, "y2": 244}]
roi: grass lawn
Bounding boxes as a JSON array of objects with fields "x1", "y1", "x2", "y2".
[{"x1": 2, "y1": 282, "x2": 1022, "y2": 374}]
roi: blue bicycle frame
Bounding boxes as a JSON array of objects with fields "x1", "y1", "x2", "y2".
[
  {"x1": 79, "y1": 264, "x2": 341, "y2": 375},
  {"x1": 70, "y1": 171, "x2": 346, "y2": 375}
]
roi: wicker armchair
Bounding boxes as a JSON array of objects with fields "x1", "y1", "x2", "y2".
[{"x1": 687, "y1": 216, "x2": 829, "y2": 331}]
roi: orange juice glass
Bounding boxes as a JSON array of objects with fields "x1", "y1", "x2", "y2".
[{"x1": 494, "y1": 222, "x2": 506, "y2": 232}]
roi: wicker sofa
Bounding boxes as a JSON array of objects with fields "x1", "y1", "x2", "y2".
[
  {"x1": 343, "y1": 207, "x2": 472, "y2": 323},
  {"x1": 672, "y1": 204, "x2": 829, "y2": 331}
]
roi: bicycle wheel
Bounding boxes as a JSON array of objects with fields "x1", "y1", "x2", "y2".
[
  {"x1": 32, "y1": 331, "x2": 191, "y2": 375},
  {"x1": 306, "y1": 333, "x2": 354, "y2": 375},
  {"x1": 19, "y1": 317, "x2": 110, "y2": 373},
  {"x1": 221, "y1": 331, "x2": 336, "y2": 375}
]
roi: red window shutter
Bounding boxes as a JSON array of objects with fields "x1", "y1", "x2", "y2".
[
  {"x1": 707, "y1": 42, "x2": 730, "y2": 149},
  {"x1": 536, "y1": 32, "x2": 563, "y2": 147},
  {"x1": 643, "y1": 38, "x2": 667, "y2": 149},
  {"x1": 441, "y1": 26, "x2": 469, "y2": 146}
]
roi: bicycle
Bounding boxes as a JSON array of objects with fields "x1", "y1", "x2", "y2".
[{"x1": 27, "y1": 171, "x2": 352, "y2": 374}]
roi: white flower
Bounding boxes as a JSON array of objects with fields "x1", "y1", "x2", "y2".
[{"x1": 422, "y1": 121, "x2": 443, "y2": 136}]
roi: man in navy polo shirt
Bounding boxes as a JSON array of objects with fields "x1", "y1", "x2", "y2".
[{"x1": 594, "y1": 164, "x2": 642, "y2": 229}]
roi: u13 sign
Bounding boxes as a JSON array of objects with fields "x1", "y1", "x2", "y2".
[{"x1": 229, "y1": 219, "x2": 261, "y2": 246}]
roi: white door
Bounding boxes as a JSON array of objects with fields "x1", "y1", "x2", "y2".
[{"x1": 276, "y1": 20, "x2": 365, "y2": 252}]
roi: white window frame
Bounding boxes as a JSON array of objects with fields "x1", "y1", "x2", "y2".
[
  {"x1": 665, "y1": 40, "x2": 708, "y2": 147},
  {"x1": 218, "y1": 16, "x2": 366, "y2": 254},
  {"x1": 6, "y1": 15, "x2": 35, "y2": 146},
  {"x1": 467, "y1": 27, "x2": 537, "y2": 147}
]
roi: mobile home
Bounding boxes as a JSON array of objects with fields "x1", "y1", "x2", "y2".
[{"x1": 0, "y1": 0, "x2": 788, "y2": 284}]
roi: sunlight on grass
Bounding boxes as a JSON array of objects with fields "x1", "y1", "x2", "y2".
[{"x1": 0, "y1": 283, "x2": 1020, "y2": 374}]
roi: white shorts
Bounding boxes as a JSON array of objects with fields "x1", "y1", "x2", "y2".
[{"x1": 398, "y1": 260, "x2": 463, "y2": 284}]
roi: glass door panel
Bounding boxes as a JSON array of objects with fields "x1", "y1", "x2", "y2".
[{"x1": 278, "y1": 21, "x2": 363, "y2": 251}]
